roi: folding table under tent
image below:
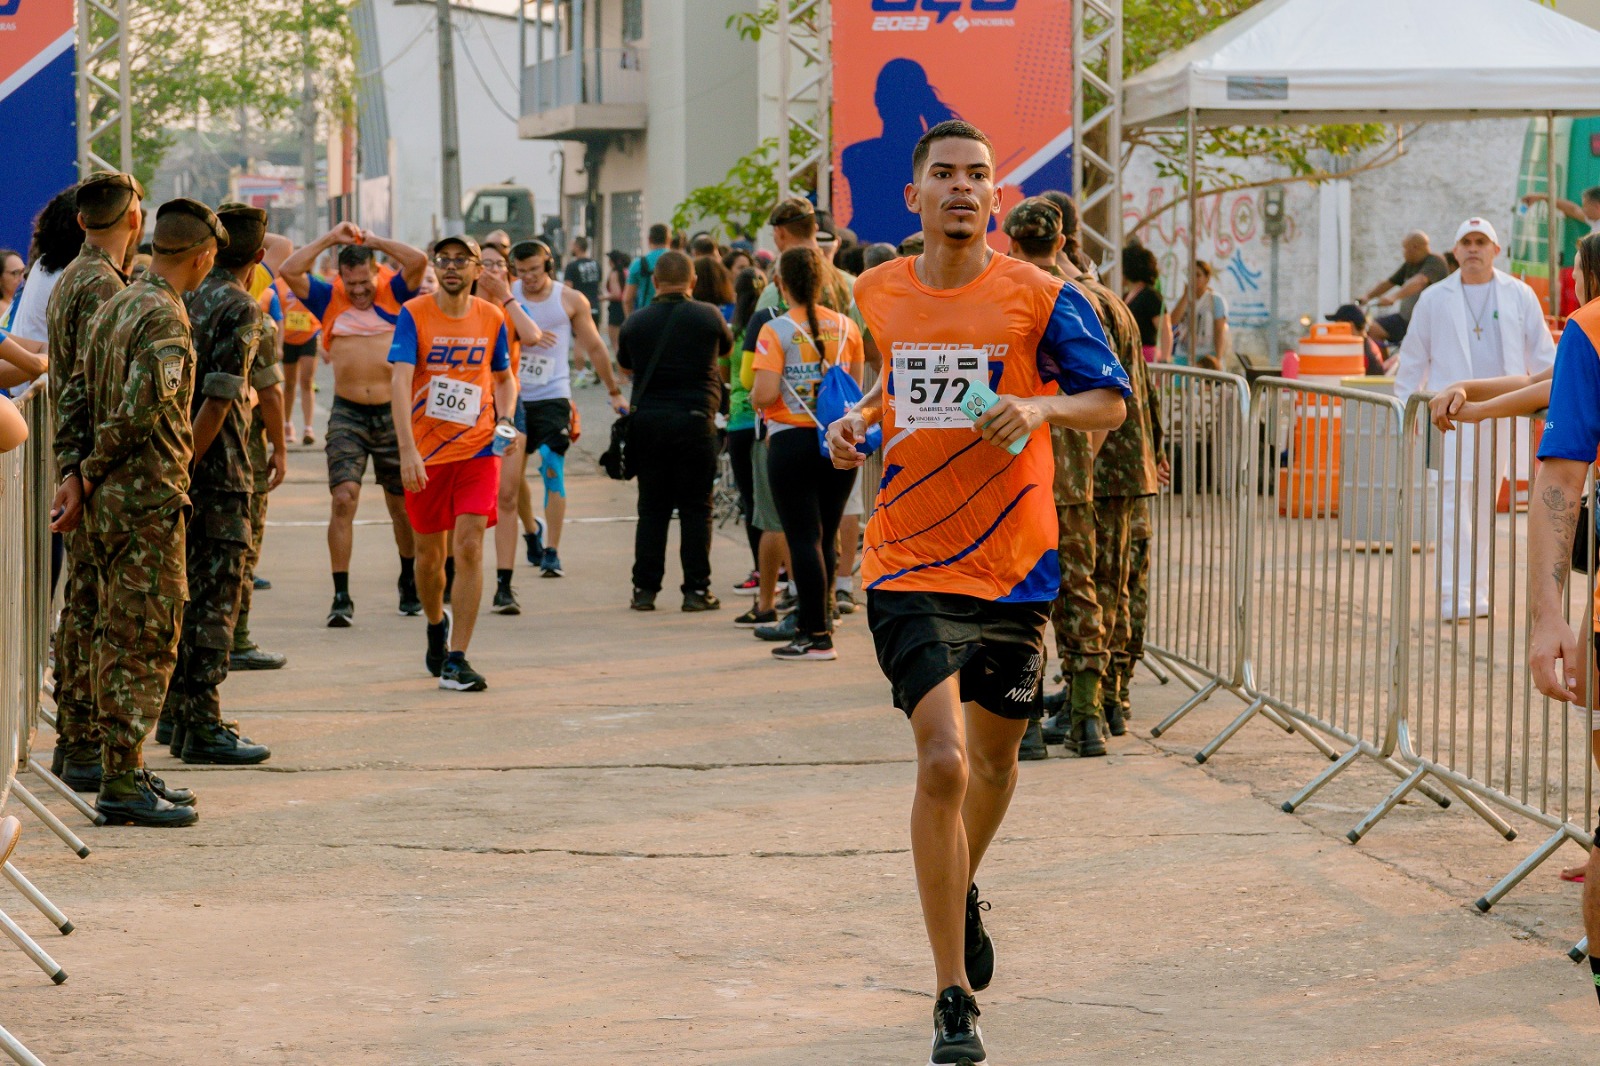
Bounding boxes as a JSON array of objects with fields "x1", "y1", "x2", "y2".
[{"x1": 1121, "y1": 0, "x2": 1600, "y2": 332}]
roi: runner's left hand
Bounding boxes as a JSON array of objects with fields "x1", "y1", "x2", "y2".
[{"x1": 974, "y1": 394, "x2": 1043, "y2": 451}]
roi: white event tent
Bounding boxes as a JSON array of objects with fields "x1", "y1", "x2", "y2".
[{"x1": 1122, "y1": 0, "x2": 1600, "y2": 330}]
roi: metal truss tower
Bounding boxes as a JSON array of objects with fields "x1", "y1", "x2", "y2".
[
  {"x1": 1072, "y1": 0, "x2": 1123, "y2": 285},
  {"x1": 776, "y1": 0, "x2": 831, "y2": 209},
  {"x1": 77, "y1": 0, "x2": 133, "y2": 175}
]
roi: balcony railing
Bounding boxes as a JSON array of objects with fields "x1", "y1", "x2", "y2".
[{"x1": 521, "y1": 47, "x2": 646, "y2": 115}]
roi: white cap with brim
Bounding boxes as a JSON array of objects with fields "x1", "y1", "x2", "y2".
[{"x1": 1455, "y1": 217, "x2": 1500, "y2": 245}]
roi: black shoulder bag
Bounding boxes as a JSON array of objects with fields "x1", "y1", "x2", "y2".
[{"x1": 600, "y1": 303, "x2": 682, "y2": 480}]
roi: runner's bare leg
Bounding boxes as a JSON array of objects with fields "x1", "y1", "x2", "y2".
[
  {"x1": 909, "y1": 676, "x2": 975, "y2": 993},
  {"x1": 448, "y1": 514, "x2": 489, "y2": 651},
  {"x1": 963, "y1": 702, "x2": 1028, "y2": 878},
  {"x1": 384, "y1": 490, "x2": 416, "y2": 558}
]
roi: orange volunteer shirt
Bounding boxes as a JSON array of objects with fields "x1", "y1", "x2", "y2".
[
  {"x1": 752, "y1": 305, "x2": 865, "y2": 427},
  {"x1": 387, "y1": 294, "x2": 512, "y2": 466},
  {"x1": 856, "y1": 253, "x2": 1130, "y2": 602}
]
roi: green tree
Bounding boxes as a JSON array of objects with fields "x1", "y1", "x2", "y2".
[{"x1": 79, "y1": 0, "x2": 355, "y2": 186}]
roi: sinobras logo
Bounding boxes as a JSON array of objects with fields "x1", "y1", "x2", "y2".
[{"x1": 871, "y1": 0, "x2": 1018, "y2": 32}]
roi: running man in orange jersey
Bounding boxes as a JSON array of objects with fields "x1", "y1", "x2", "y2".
[
  {"x1": 389, "y1": 236, "x2": 520, "y2": 692},
  {"x1": 826, "y1": 120, "x2": 1130, "y2": 1066}
]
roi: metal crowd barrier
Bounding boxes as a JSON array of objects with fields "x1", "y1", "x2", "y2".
[
  {"x1": 1143, "y1": 366, "x2": 1254, "y2": 722},
  {"x1": 1, "y1": 383, "x2": 51, "y2": 810},
  {"x1": 1347, "y1": 397, "x2": 1596, "y2": 915}
]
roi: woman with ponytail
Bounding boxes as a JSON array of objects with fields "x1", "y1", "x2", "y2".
[{"x1": 749, "y1": 247, "x2": 865, "y2": 661}]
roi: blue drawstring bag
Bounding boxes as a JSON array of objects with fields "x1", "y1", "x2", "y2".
[{"x1": 813, "y1": 363, "x2": 882, "y2": 458}]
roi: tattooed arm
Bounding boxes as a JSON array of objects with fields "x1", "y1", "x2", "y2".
[{"x1": 1529, "y1": 458, "x2": 1590, "y2": 701}]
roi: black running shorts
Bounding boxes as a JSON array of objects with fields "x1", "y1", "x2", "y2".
[
  {"x1": 867, "y1": 590, "x2": 1049, "y2": 721},
  {"x1": 522, "y1": 398, "x2": 573, "y2": 455},
  {"x1": 281, "y1": 337, "x2": 318, "y2": 365}
]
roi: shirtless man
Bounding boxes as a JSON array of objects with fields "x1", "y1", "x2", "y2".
[{"x1": 279, "y1": 222, "x2": 429, "y2": 626}]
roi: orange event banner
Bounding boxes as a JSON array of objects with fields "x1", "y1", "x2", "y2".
[{"x1": 830, "y1": 0, "x2": 1074, "y2": 249}]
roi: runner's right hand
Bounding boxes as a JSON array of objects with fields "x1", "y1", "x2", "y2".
[
  {"x1": 1531, "y1": 614, "x2": 1584, "y2": 703},
  {"x1": 827, "y1": 413, "x2": 869, "y2": 470},
  {"x1": 400, "y1": 447, "x2": 429, "y2": 493},
  {"x1": 329, "y1": 221, "x2": 364, "y2": 246}
]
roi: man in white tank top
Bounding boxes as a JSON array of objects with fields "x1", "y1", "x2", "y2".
[{"x1": 491, "y1": 240, "x2": 626, "y2": 611}]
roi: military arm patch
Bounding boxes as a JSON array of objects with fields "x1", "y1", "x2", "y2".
[{"x1": 155, "y1": 343, "x2": 189, "y2": 396}]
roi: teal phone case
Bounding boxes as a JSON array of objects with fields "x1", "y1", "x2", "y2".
[{"x1": 961, "y1": 382, "x2": 1027, "y2": 455}]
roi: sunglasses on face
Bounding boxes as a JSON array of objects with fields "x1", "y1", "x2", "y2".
[{"x1": 433, "y1": 255, "x2": 478, "y2": 269}]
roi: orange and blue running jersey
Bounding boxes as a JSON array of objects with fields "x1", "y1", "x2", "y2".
[
  {"x1": 304, "y1": 266, "x2": 418, "y2": 351},
  {"x1": 857, "y1": 253, "x2": 1130, "y2": 603},
  {"x1": 388, "y1": 294, "x2": 511, "y2": 466}
]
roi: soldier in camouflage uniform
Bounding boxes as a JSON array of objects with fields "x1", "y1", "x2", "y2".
[
  {"x1": 1002, "y1": 198, "x2": 1102, "y2": 760},
  {"x1": 1118, "y1": 497, "x2": 1154, "y2": 727},
  {"x1": 75, "y1": 198, "x2": 230, "y2": 827},
  {"x1": 158, "y1": 204, "x2": 277, "y2": 766},
  {"x1": 46, "y1": 172, "x2": 144, "y2": 792},
  {"x1": 229, "y1": 273, "x2": 288, "y2": 671}
]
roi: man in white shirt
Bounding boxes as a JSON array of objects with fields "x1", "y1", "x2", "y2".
[
  {"x1": 1521, "y1": 186, "x2": 1600, "y2": 234},
  {"x1": 1394, "y1": 217, "x2": 1556, "y2": 620}
]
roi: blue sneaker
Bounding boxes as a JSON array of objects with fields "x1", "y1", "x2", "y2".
[{"x1": 541, "y1": 547, "x2": 564, "y2": 578}]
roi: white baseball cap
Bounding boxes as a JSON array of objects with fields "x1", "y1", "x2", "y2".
[{"x1": 1455, "y1": 217, "x2": 1500, "y2": 245}]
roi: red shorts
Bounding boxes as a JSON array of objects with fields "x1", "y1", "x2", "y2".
[{"x1": 404, "y1": 456, "x2": 500, "y2": 535}]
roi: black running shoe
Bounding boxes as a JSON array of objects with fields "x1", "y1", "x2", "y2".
[
  {"x1": 930, "y1": 985, "x2": 986, "y2": 1065},
  {"x1": 525, "y1": 519, "x2": 545, "y2": 567},
  {"x1": 775, "y1": 589, "x2": 798, "y2": 614},
  {"x1": 425, "y1": 617, "x2": 450, "y2": 677},
  {"x1": 734, "y1": 606, "x2": 776, "y2": 627},
  {"x1": 398, "y1": 574, "x2": 422, "y2": 616},
  {"x1": 965, "y1": 883, "x2": 995, "y2": 992},
  {"x1": 771, "y1": 633, "x2": 836, "y2": 661},
  {"x1": 833, "y1": 587, "x2": 857, "y2": 615},
  {"x1": 439, "y1": 657, "x2": 488, "y2": 692},
  {"x1": 492, "y1": 586, "x2": 521, "y2": 615},
  {"x1": 327, "y1": 591, "x2": 354, "y2": 628},
  {"x1": 682, "y1": 590, "x2": 721, "y2": 612}
]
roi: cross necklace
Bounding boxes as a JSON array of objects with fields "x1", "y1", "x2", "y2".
[{"x1": 1464, "y1": 285, "x2": 1494, "y2": 341}]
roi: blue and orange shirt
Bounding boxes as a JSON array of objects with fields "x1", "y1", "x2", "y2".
[
  {"x1": 304, "y1": 266, "x2": 417, "y2": 350},
  {"x1": 1538, "y1": 300, "x2": 1600, "y2": 629},
  {"x1": 856, "y1": 253, "x2": 1130, "y2": 603},
  {"x1": 388, "y1": 294, "x2": 511, "y2": 466}
]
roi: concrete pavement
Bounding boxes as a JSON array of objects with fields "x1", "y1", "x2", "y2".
[{"x1": 3, "y1": 384, "x2": 1595, "y2": 1064}]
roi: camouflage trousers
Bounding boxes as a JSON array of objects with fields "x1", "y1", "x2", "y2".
[
  {"x1": 1093, "y1": 496, "x2": 1138, "y2": 682},
  {"x1": 84, "y1": 510, "x2": 187, "y2": 774},
  {"x1": 232, "y1": 487, "x2": 268, "y2": 651},
  {"x1": 1123, "y1": 498, "x2": 1152, "y2": 671},
  {"x1": 1051, "y1": 501, "x2": 1106, "y2": 676},
  {"x1": 162, "y1": 492, "x2": 252, "y2": 728},
  {"x1": 52, "y1": 531, "x2": 100, "y2": 756}
]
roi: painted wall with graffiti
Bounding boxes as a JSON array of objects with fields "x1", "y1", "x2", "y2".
[{"x1": 1122, "y1": 146, "x2": 1319, "y2": 361}]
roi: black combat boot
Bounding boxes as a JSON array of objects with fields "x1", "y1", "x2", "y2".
[
  {"x1": 1018, "y1": 717, "x2": 1049, "y2": 760},
  {"x1": 138, "y1": 769, "x2": 195, "y2": 807},
  {"x1": 180, "y1": 721, "x2": 271, "y2": 765},
  {"x1": 60, "y1": 752, "x2": 103, "y2": 793},
  {"x1": 1060, "y1": 670, "x2": 1108, "y2": 757},
  {"x1": 154, "y1": 715, "x2": 174, "y2": 746},
  {"x1": 168, "y1": 719, "x2": 188, "y2": 759},
  {"x1": 97, "y1": 770, "x2": 199, "y2": 827}
]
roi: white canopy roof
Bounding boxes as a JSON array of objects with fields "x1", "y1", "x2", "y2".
[{"x1": 1125, "y1": 0, "x2": 1600, "y2": 128}]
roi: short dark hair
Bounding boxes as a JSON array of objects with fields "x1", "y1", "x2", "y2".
[
  {"x1": 1584, "y1": 187, "x2": 1600, "y2": 207},
  {"x1": 690, "y1": 234, "x2": 718, "y2": 257},
  {"x1": 512, "y1": 239, "x2": 554, "y2": 273},
  {"x1": 1123, "y1": 244, "x2": 1160, "y2": 285},
  {"x1": 653, "y1": 249, "x2": 692, "y2": 287},
  {"x1": 912, "y1": 120, "x2": 994, "y2": 180},
  {"x1": 647, "y1": 223, "x2": 670, "y2": 246},
  {"x1": 863, "y1": 243, "x2": 898, "y2": 270},
  {"x1": 571, "y1": 234, "x2": 589, "y2": 253},
  {"x1": 338, "y1": 244, "x2": 376, "y2": 271}
]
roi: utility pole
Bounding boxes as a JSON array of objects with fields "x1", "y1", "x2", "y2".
[
  {"x1": 300, "y1": 3, "x2": 318, "y2": 241},
  {"x1": 436, "y1": 0, "x2": 463, "y2": 233}
]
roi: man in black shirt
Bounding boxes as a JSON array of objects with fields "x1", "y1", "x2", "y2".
[
  {"x1": 562, "y1": 235, "x2": 603, "y2": 332},
  {"x1": 616, "y1": 250, "x2": 732, "y2": 612}
]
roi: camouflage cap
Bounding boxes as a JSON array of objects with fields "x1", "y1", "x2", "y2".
[
  {"x1": 1003, "y1": 197, "x2": 1063, "y2": 242},
  {"x1": 215, "y1": 201, "x2": 269, "y2": 262},
  {"x1": 76, "y1": 171, "x2": 146, "y2": 229},
  {"x1": 153, "y1": 197, "x2": 229, "y2": 254}
]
